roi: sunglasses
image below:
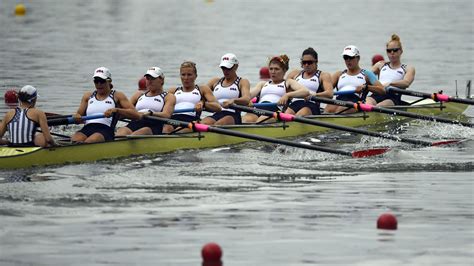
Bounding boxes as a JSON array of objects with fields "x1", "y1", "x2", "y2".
[
  {"x1": 386, "y1": 48, "x2": 401, "y2": 53},
  {"x1": 301, "y1": 60, "x2": 316, "y2": 65},
  {"x1": 343, "y1": 55, "x2": 356, "y2": 61},
  {"x1": 93, "y1": 78, "x2": 106, "y2": 84},
  {"x1": 145, "y1": 75, "x2": 157, "y2": 81}
]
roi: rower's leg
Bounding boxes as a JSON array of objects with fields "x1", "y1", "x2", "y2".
[
  {"x1": 116, "y1": 126, "x2": 133, "y2": 137},
  {"x1": 200, "y1": 116, "x2": 216, "y2": 125},
  {"x1": 214, "y1": 115, "x2": 236, "y2": 126},
  {"x1": 242, "y1": 113, "x2": 258, "y2": 123},
  {"x1": 84, "y1": 133, "x2": 105, "y2": 143},
  {"x1": 131, "y1": 127, "x2": 152, "y2": 135},
  {"x1": 71, "y1": 132, "x2": 87, "y2": 143},
  {"x1": 34, "y1": 133, "x2": 47, "y2": 147}
]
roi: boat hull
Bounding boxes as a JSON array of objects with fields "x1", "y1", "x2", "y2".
[{"x1": 0, "y1": 100, "x2": 469, "y2": 169}]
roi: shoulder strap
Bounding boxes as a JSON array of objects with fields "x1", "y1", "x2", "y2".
[
  {"x1": 401, "y1": 64, "x2": 407, "y2": 73},
  {"x1": 217, "y1": 77, "x2": 225, "y2": 89}
]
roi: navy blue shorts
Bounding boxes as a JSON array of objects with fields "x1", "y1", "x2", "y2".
[
  {"x1": 256, "y1": 102, "x2": 280, "y2": 112},
  {"x1": 288, "y1": 100, "x2": 321, "y2": 115},
  {"x1": 126, "y1": 119, "x2": 164, "y2": 134},
  {"x1": 336, "y1": 94, "x2": 362, "y2": 103},
  {"x1": 170, "y1": 114, "x2": 198, "y2": 128},
  {"x1": 369, "y1": 89, "x2": 403, "y2": 105},
  {"x1": 207, "y1": 110, "x2": 242, "y2": 124},
  {"x1": 8, "y1": 141, "x2": 36, "y2": 147},
  {"x1": 78, "y1": 123, "x2": 115, "y2": 141}
]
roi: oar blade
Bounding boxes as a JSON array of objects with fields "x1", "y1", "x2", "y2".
[
  {"x1": 430, "y1": 139, "x2": 466, "y2": 146},
  {"x1": 351, "y1": 147, "x2": 391, "y2": 158}
]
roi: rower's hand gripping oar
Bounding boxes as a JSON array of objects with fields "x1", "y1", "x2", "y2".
[
  {"x1": 229, "y1": 104, "x2": 462, "y2": 147},
  {"x1": 312, "y1": 96, "x2": 473, "y2": 128},
  {"x1": 386, "y1": 87, "x2": 474, "y2": 105},
  {"x1": 143, "y1": 115, "x2": 390, "y2": 158}
]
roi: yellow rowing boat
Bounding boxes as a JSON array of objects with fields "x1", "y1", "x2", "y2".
[{"x1": 0, "y1": 99, "x2": 469, "y2": 169}]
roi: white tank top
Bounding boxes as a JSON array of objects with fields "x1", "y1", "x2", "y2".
[
  {"x1": 337, "y1": 70, "x2": 367, "y2": 97},
  {"x1": 86, "y1": 90, "x2": 117, "y2": 126},
  {"x1": 213, "y1": 77, "x2": 241, "y2": 113},
  {"x1": 135, "y1": 91, "x2": 167, "y2": 113},
  {"x1": 293, "y1": 70, "x2": 321, "y2": 102},
  {"x1": 259, "y1": 80, "x2": 286, "y2": 103},
  {"x1": 379, "y1": 63, "x2": 407, "y2": 84},
  {"x1": 7, "y1": 107, "x2": 37, "y2": 145},
  {"x1": 174, "y1": 85, "x2": 202, "y2": 116}
]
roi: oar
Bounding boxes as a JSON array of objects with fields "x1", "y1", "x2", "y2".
[
  {"x1": 143, "y1": 115, "x2": 390, "y2": 158},
  {"x1": 47, "y1": 114, "x2": 106, "y2": 126},
  {"x1": 173, "y1": 102, "x2": 277, "y2": 113},
  {"x1": 312, "y1": 96, "x2": 473, "y2": 127},
  {"x1": 386, "y1": 87, "x2": 474, "y2": 105},
  {"x1": 333, "y1": 89, "x2": 357, "y2": 96},
  {"x1": 229, "y1": 104, "x2": 461, "y2": 147}
]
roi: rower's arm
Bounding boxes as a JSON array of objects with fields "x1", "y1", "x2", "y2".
[
  {"x1": 227, "y1": 78, "x2": 250, "y2": 107},
  {"x1": 371, "y1": 61, "x2": 383, "y2": 75},
  {"x1": 73, "y1": 92, "x2": 91, "y2": 122},
  {"x1": 200, "y1": 85, "x2": 222, "y2": 112},
  {"x1": 386, "y1": 66, "x2": 416, "y2": 89},
  {"x1": 106, "y1": 91, "x2": 140, "y2": 120},
  {"x1": 286, "y1": 69, "x2": 299, "y2": 80},
  {"x1": 150, "y1": 93, "x2": 176, "y2": 119},
  {"x1": 278, "y1": 79, "x2": 309, "y2": 106},
  {"x1": 331, "y1": 71, "x2": 342, "y2": 89},
  {"x1": 365, "y1": 70, "x2": 385, "y2": 95},
  {"x1": 249, "y1": 81, "x2": 265, "y2": 99},
  {"x1": 312, "y1": 72, "x2": 333, "y2": 98},
  {"x1": 0, "y1": 113, "x2": 9, "y2": 144},
  {"x1": 286, "y1": 79, "x2": 310, "y2": 98},
  {"x1": 206, "y1": 77, "x2": 219, "y2": 91},
  {"x1": 37, "y1": 110, "x2": 55, "y2": 146}
]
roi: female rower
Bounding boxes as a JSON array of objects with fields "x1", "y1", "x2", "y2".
[
  {"x1": 162, "y1": 61, "x2": 221, "y2": 133},
  {"x1": 0, "y1": 85, "x2": 54, "y2": 147},
  {"x1": 242, "y1": 55, "x2": 310, "y2": 123},
  {"x1": 324, "y1": 45, "x2": 384, "y2": 114},
  {"x1": 112, "y1": 66, "x2": 176, "y2": 136},
  {"x1": 366, "y1": 34, "x2": 416, "y2": 106},
  {"x1": 201, "y1": 53, "x2": 250, "y2": 125},
  {"x1": 71, "y1": 67, "x2": 135, "y2": 143},
  {"x1": 285, "y1": 47, "x2": 333, "y2": 116}
]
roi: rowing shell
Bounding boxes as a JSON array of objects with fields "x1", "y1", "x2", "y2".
[{"x1": 0, "y1": 99, "x2": 469, "y2": 169}]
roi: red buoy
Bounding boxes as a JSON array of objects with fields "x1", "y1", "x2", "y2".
[
  {"x1": 259, "y1": 66, "x2": 270, "y2": 80},
  {"x1": 372, "y1": 54, "x2": 384, "y2": 66},
  {"x1": 377, "y1": 213, "x2": 398, "y2": 230},
  {"x1": 138, "y1": 76, "x2": 147, "y2": 90},
  {"x1": 4, "y1": 89, "x2": 18, "y2": 105},
  {"x1": 201, "y1": 242, "x2": 222, "y2": 262}
]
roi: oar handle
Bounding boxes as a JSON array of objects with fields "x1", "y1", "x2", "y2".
[
  {"x1": 334, "y1": 89, "x2": 356, "y2": 95},
  {"x1": 48, "y1": 114, "x2": 105, "y2": 126}
]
